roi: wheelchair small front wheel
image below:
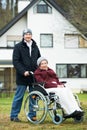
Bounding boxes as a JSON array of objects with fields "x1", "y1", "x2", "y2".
[
  {"x1": 24, "y1": 91, "x2": 48, "y2": 124},
  {"x1": 52, "y1": 114, "x2": 63, "y2": 125},
  {"x1": 48, "y1": 99, "x2": 63, "y2": 124}
]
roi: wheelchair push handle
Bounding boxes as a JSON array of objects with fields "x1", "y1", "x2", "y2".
[
  {"x1": 29, "y1": 71, "x2": 34, "y2": 75},
  {"x1": 29, "y1": 71, "x2": 36, "y2": 83}
]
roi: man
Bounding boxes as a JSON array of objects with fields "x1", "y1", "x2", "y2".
[{"x1": 10, "y1": 29, "x2": 41, "y2": 122}]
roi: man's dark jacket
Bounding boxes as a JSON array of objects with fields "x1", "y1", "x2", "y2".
[{"x1": 13, "y1": 38, "x2": 41, "y2": 85}]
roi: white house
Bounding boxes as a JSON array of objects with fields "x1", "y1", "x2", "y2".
[{"x1": 0, "y1": 0, "x2": 87, "y2": 93}]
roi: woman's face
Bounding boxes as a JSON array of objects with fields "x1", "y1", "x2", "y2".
[{"x1": 39, "y1": 60, "x2": 48, "y2": 70}]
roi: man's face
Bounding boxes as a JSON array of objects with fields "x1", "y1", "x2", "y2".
[{"x1": 24, "y1": 33, "x2": 32, "y2": 42}]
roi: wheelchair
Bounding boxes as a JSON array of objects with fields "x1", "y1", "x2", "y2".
[{"x1": 24, "y1": 72, "x2": 84, "y2": 125}]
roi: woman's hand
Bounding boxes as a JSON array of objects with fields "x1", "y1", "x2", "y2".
[{"x1": 57, "y1": 85, "x2": 64, "y2": 88}]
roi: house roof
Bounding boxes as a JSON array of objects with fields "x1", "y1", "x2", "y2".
[{"x1": 0, "y1": 0, "x2": 68, "y2": 37}]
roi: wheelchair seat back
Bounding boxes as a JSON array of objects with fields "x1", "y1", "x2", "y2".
[{"x1": 32, "y1": 83, "x2": 48, "y2": 96}]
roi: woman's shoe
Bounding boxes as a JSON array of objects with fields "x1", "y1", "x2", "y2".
[
  {"x1": 63, "y1": 110, "x2": 84, "y2": 119},
  {"x1": 72, "y1": 110, "x2": 84, "y2": 117}
]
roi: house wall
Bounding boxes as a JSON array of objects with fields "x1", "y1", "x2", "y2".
[
  {"x1": 0, "y1": 15, "x2": 27, "y2": 60},
  {"x1": 0, "y1": 2, "x2": 87, "y2": 92},
  {"x1": 26, "y1": 3, "x2": 87, "y2": 92},
  {"x1": 0, "y1": 16, "x2": 27, "y2": 91},
  {"x1": 27, "y1": 4, "x2": 80, "y2": 67}
]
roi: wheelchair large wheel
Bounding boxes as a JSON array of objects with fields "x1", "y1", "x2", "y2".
[
  {"x1": 24, "y1": 91, "x2": 48, "y2": 124},
  {"x1": 48, "y1": 99, "x2": 63, "y2": 124},
  {"x1": 73, "y1": 115, "x2": 84, "y2": 123}
]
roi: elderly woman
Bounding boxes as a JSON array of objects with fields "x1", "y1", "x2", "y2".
[{"x1": 34, "y1": 57, "x2": 84, "y2": 119}]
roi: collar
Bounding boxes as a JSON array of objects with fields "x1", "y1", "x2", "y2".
[{"x1": 24, "y1": 40, "x2": 32, "y2": 47}]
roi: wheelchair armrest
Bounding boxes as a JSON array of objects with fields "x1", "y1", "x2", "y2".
[
  {"x1": 32, "y1": 82, "x2": 45, "y2": 86},
  {"x1": 60, "y1": 81, "x2": 67, "y2": 84},
  {"x1": 38, "y1": 82, "x2": 45, "y2": 86}
]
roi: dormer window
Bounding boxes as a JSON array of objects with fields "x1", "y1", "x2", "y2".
[{"x1": 34, "y1": 0, "x2": 52, "y2": 13}]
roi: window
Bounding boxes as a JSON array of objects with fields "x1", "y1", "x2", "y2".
[
  {"x1": 7, "y1": 41, "x2": 19, "y2": 48},
  {"x1": 67, "y1": 64, "x2": 80, "y2": 78},
  {"x1": 33, "y1": 0, "x2": 52, "y2": 13},
  {"x1": 40, "y1": 34, "x2": 53, "y2": 48},
  {"x1": 56, "y1": 64, "x2": 67, "y2": 78},
  {"x1": 56, "y1": 64, "x2": 87, "y2": 78},
  {"x1": 64, "y1": 34, "x2": 87, "y2": 48},
  {"x1": 79, "y1": 36, "x2": 87, "y2": 48},
  {"x1": 64, "y1": 34, "x2": 79, "y2": 48},
  {"x1": 7, "y1": 35, "x2": 21, "y2": 48}
]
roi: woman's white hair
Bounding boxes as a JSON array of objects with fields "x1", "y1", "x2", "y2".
[{"x1": 37, "y1": 57, "x2": 48, "y2": 66}]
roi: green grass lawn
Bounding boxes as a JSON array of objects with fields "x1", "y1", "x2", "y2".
[{"x1": 0, "y1": 93, "x2": 87, "y2": 130}]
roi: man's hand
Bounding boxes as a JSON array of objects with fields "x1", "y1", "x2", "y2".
[{"x1": 24, "y1": 71, "x2": 29, "y2": 76}]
